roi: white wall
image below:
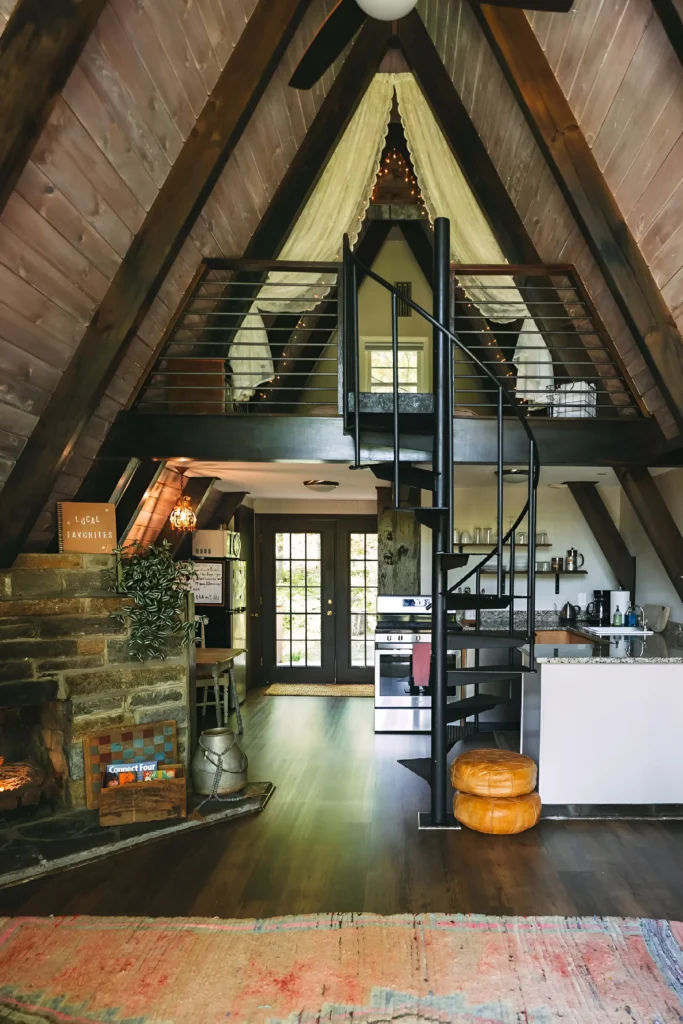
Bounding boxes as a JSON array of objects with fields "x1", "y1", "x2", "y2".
[
  {"x1": 253, "y1": 498, "x2": 376, "y2": 515},
  {"x1": 420, "y1": 482, "x2": 620, "y2": 610},
  {"x1": 619, "y1": 468, "x2": 683, "y2": 621}
]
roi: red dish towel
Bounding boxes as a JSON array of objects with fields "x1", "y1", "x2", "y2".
[{"x1": 412, "y1": 642, "x2": 432, "y2": 687}]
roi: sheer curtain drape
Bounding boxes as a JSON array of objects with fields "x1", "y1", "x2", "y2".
[
  {"x1": 229, "y1": 76, "x2": 395, "y2": 402},
  {"x1": 229, "y1": 72, "x2": 553, "y2": 405},
  {"x1": 394, "y1": 74, "x2": 553, "y2": 404}
]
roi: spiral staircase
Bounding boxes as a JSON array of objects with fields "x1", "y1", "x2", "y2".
[{"x1": 342, "y1": 218, "x2": 539, "y2": 827}]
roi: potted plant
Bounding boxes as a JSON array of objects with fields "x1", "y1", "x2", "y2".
[{"x1": 103, "y1": 541, "x2": 196, "y2": 661}]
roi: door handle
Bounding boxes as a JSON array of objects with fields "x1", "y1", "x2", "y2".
[{"x1": 327, "y1": 610, "x2": 333, "y2": 616}]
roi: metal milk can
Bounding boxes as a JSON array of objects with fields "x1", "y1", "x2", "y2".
[{"x1": 192, "y1": 727, "x2": 248, "y2": 796}]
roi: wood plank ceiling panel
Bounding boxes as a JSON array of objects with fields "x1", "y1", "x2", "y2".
[
  {"x1": 415, "y1": 0, "x2": 676, "y2": 438},
  {"x1": 527, "y1": 0, "x2": 683, "y2": 338},
  {"x1": 26, "y1": 0, "x2": 348, "y2": 548},
  {"x1": 0, "y1": 0, "x2": 255, "y2": 521}
]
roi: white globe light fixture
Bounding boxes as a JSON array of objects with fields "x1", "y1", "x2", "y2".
[{"x1": 355, "y1": 0, "x2": 418, "y2": 20}]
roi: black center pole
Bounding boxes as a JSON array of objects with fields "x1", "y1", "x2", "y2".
[{"x1": 430, "y1": 217, "x2": 452, "y2": 826}]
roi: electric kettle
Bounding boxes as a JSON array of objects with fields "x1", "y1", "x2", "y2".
[{"x1": 559, "y1": 601, "x2": 580, "y2": 626}]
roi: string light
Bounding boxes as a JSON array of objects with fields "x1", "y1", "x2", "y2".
[{"x1": 371, "y1": 148, "x2": 426, "y2": 213}]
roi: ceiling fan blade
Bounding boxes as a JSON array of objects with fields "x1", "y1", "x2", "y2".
[
  {"x1": 474, "y1": 0, "x2": 574, "y2": 10},
  {"x1": 289, "y1": 0, "x2": 367, "y2": 90}
]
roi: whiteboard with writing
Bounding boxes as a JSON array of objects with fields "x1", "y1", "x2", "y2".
[{"x1": 191, "y1": 561, "x2": 225, "y2": 606}]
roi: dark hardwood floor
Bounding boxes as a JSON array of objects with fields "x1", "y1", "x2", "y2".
[{"x1": 1, "y1": 692, "x2": 683, "y2": 919}]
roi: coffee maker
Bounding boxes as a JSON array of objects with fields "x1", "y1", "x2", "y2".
[{"x1": 586, "y1": 589, "x2": 610, "y2": 626}]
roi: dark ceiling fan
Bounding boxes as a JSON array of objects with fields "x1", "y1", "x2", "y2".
[{"x1": 289, "y1": 0, "x2": 574, "y2": 90}]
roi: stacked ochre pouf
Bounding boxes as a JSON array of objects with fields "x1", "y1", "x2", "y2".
[{"x1": 450, "y1": 749, "x2": 541, "y2": 834}]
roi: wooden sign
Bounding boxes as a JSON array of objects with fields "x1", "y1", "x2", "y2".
[
  {"x1": 191, "y1": 560, "x2": 225, "y2": 606},
  {"x1": 57, "y1": 502, "x2": 117, "y2": 554}
]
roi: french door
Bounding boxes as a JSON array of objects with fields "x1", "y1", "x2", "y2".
[{"x1": 259, "y1": 516, "x2": 377, "y2": 684}]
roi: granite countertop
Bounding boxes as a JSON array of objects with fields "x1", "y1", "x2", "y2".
[{"x1": 528, "y1": 633, "x2": 683, "y2": 665}]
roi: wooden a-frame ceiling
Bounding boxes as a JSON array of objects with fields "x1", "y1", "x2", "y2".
[{"x1": 0, "y1": 0, "x2": 680, "y2": 562}]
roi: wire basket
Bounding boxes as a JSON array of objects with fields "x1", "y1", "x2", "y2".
[{"x1": 550, "y1": 380, "x2": 597, "y2": 419}]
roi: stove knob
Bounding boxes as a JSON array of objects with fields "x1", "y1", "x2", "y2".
[{"x1": 397, "y1": 634, "x2": 403, "y2": 641}]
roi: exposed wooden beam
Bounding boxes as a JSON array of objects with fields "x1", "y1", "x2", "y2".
[
  {"x1": 155, "y1": 477, "x2": 219, "y2": 557},
  {"x1": 101, "y1": 411, "x2": 666, "y2": 467},
  {"x1": 567, "y1": 481, "x2": 635, "y2": 594},
  {"x1": 377, "y1": 485, "x2": 421, "y2": 595},
  {"x1": 116, "y1": 460, "x2": 167, "y2": 545},
  {"x1": 615, "y1": 467, "x2": 683, "y2": 604},
  {"x1": 472, "y1": 6, "x2": 683, "y2": 432},
  {"x1": 652, "y1": 0, "x2": 683, "y2": 66},
  {"x1": 72, "y1": 457, "x2": 133, "y2": 505},
  {"x1": 0, "y1": 0, "x2": 313, "y2": 568},
  {"x1": 205, "y1": 491, "x2": 248, "y2": 530},
  {"x1": 0, "y1": 0, "x2": 108, "y2": 215}
]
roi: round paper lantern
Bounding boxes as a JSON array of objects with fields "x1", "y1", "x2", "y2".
[{"x1": 356, "y1": 0, "x2": 419, "y2": 20}]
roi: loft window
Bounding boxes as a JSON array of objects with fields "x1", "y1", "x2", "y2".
[
  {"x1": 368, "y1": 346, "x2": 420, "y2": 393},
  {"x1": 394, "y1": 281, "x2": 412, "y2": 317}
]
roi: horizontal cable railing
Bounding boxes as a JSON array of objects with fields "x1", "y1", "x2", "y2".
[
  {"x1": 449, "y1": 263, "x2": 643, "y2": 418},
  {"x1": 134, "y1": 258, "x2": 340, "y2": 415},
  {"x1": 133, "y1": 258, "x2": 644, "y2": 421}
]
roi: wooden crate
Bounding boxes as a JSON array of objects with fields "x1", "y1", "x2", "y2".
[
  {"x1": 83, "y1": 720, "x2": 179, "y2": 810},
  {"x1": 99, "y1": 765, "x2": 187, "y2": 827}
]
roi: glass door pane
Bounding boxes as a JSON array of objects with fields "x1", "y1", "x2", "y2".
[
  {"x1": 275, "y1": 531, "x2": 322, "y2": 667},
  {"x1": 349, "y1": 532, "x2": 378, "y2": 667}
]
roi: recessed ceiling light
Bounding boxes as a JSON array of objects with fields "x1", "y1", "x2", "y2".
[{"x1": 304, "y1": 479, "x2": 339, "y2": 492}]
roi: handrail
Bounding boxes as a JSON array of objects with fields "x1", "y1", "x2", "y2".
[{"x1": 344, "y1": 237, "x2": 540, "y2": 595}]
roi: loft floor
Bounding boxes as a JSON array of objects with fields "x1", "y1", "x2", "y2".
[{"x1": 1, "y1": 692, "x2": 682, "y2": 920}]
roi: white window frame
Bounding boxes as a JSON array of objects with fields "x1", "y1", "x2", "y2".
[{"x1": 361, "y1": 336, "x2": 430, "y2": 393}]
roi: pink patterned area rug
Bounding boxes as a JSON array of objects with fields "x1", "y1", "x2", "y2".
[{"x1": 1, "y1": 914, "x2": 683, "y2": 1022}]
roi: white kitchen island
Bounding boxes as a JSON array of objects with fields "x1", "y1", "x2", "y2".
[{"x1": 521, "y1": 637, "x2": 683, "y2": 814}]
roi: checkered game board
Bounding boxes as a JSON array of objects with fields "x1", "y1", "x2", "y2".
[{"x1": 83, "y1": 720, "x2": 179, "y2": 809}]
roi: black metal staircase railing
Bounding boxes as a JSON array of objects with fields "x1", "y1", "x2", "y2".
[{"x1": 342, "y1": 219, "x2": 540, "y2": 828}]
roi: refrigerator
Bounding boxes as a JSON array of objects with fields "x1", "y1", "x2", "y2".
[{"x1": 202, "y1": 558, "x2": 248, "y2": 705}]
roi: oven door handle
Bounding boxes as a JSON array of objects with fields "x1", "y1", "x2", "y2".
[{"x1": 375, "y1": 647, "x2": 417, "y2": 655}]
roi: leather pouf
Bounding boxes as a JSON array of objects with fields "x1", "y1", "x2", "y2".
[
  {"x1": 454, "y1": 791, "x2": 542, "y2": 834},
  {"x1": 450, "y1": 748, "x2": 537, "y2": 798}
]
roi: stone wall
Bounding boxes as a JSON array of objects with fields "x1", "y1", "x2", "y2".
[{"x1": 0, "y1": 554, "x2": 191, "y2": 808}]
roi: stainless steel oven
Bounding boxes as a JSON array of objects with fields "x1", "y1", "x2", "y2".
[{"x1": 374, "y1": 595, "x2": 462, "y2": 733}]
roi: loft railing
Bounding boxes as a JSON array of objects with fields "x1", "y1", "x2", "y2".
[
  {"x1": 132, "y1": 257, "x2": 644, "y2": 421},
  {"x1": 134, "y1": 258, "x2": 340, "y2": 415},
  {"x1": 448, "y1": 263, "x2": 643, "y2": 418}
]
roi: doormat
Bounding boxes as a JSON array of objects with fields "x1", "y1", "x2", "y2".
[
  {"x1": 265, "y1": 684, "x2": 374, "y2": 696},
  {"x1": 0, "y1": 914, "x2": 681, "y2": 1022}
]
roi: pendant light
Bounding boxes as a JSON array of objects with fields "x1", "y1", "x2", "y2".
[
  {"x1": 355, "y1": 0, "x2": 418, "y2": 19},
  {"x1": 169, "y1": 475, "x2": 197, "y2": 532}
]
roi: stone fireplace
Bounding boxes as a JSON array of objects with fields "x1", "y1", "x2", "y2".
[
  {"x1": 0, "y1": 702, "x2": 70, "y2": 811},
  {"x1": 0, "y1": 554, "x2": 191, "y2": 813}
]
